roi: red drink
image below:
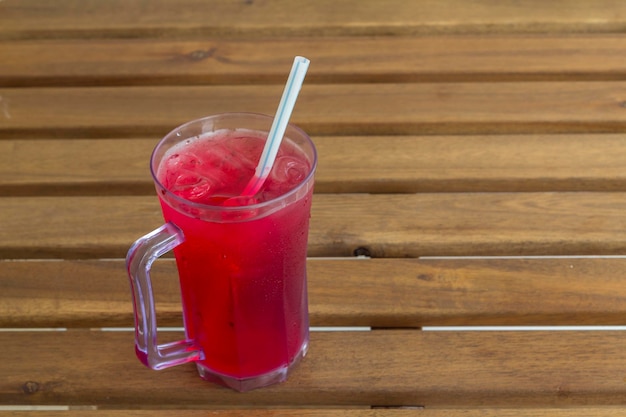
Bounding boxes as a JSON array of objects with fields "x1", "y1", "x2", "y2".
[
  {"x1": 157, "y1": 128, "x2": 312, "y2": 383},
  {"x1": 126, "y1": 113, "x2": 317, "y2": 391}
]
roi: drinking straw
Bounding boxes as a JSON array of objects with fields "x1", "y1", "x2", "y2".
[{"x1": 240, "y1": 56, "x2": 310, "y2": 197}]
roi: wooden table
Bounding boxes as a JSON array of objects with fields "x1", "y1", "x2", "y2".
[{"x1": 3, "y1": 1, "x2": 626, "y2": 415}]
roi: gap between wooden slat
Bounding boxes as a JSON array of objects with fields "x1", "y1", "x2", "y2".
[
  {"x1": 3, "y1": 325, "x2": 626, "y2": 333},
  {"x1": 1, "y1": 408, "x2": 626, "y2": 416}
]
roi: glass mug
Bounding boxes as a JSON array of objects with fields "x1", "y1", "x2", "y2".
[{"x1": 126, "y1": 113, "x2": 317, "y2": 392}]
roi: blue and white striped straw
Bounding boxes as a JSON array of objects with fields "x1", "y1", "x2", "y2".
[{"x1": 241, "y1": 56, "x2": 310, "y2": 197}]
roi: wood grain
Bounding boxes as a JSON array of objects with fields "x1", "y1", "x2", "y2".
[
  {"x1": 1, "y1": 83, "x2": 626, "y2": 138},
  {"x1": 3, "y1": 330, "x2": 626, "y2": 407},
  {"x1": 316, "y1": 134, "x2": 626, "y2": 192},
  {"x1": 310, "y1": 192, "x2": 626, "y2": 257},
  {"x1": 3, "y1": 36, "x2": 626, "y2": 87},
  {"x1": 2, "y1": 258, "x2": 626, "y2": 328},
  {"x1": 2, "y1": 0, "x2": 626, "y2": 40},
  {"x1": 3, "y1": 134, "x2": 626, "y2": 196},
  {"x1": 2, "y1": 193, "x2": 626, "y2": 259}
]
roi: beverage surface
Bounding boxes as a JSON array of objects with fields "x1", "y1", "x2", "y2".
[{"x1": 157, "y1": 129, "x2": 311, "y2": 205}]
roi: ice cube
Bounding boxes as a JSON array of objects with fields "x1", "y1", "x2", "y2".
[
  {"x1": 169, "y1": 168, "x2": 215, "y2": 202},
  {"x1": 271, "y1": 155, "x2": 309, "y2": 186}
]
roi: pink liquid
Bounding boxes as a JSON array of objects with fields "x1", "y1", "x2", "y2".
[{"x1": 156, "y1": 129, "x2": 312, "y2": 382}]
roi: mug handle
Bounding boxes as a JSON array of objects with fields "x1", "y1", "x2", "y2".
[{"x1": 126, "y1": 222, "x2": 204, "y2": 370}]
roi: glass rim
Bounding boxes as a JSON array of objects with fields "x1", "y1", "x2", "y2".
[{"x1": 149, "y1": 112, "x2": 317, "y2": 213}]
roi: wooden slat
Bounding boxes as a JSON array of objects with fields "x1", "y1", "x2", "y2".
[
  {"x1": 3, "y1": 134, "x2": 626, "y2": 196},
  {"x1": 317, "y1": 134, "x2": 626, "y2": 192},
  {"x1": 2, "y1": 258, "x2": 626, "y2": 328},
  {"x1": 310, "y1": 192, "x2": 626, "y2": 257},
  {"x1": 2, "y1": 0, "x2": 626, "y2": 40},
  {"x1": 0, "y1": 138, "x2": 155, "y2": 197},
  {"x1": 4, "y1": 36, "x2": 626, "y2": 87},
  {"x1": 3, "y1": 330, "x2": 626, "y2": 407},
  {"x1": 2, "y1": 83, "x2": 626, "y2": 139},
  {"x1": 4, "y1": 411, "x2": 626, "y2": 417},
  {"x1": 2, "y1": 193, "x2": 626, "y2": 259}
]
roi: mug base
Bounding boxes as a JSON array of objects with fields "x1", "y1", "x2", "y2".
[{"x1": 196, "y1": 339, "x2": 309, "y2": 392}]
